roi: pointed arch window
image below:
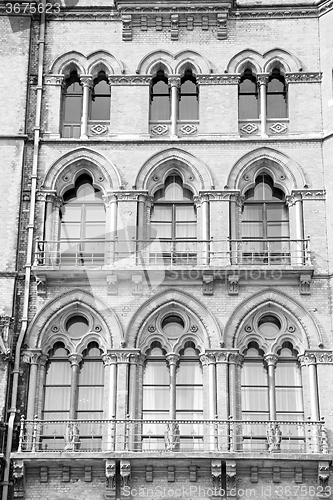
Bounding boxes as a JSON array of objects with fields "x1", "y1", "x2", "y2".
[
  {"x1": 150, "y1": 175, "x2": 197, "y2": 265},
  {"x1": 241, "y1": 173, "x2": 289, "y2": 263},
  {"x1": 267, "y1": 68, "x2": 287, "y2": 119},
  {"x1": 60, "y1": 174, "x2": 106, "y2": 265},
  {"x1": 239, "y1": 68, "x2": 259, "y2": 120},
  {"x1": 62, "y1": 71, "x2": 82, "y2": 138},
  {"x1": 89, "y1": 71, "x2": 111, "y2": 122},
  {"x1": 150, "y1": 70, "x2": 170, "y2": 121},
  {"x1": 179, "y1": 69, "x2": 199, "y2": 121}
]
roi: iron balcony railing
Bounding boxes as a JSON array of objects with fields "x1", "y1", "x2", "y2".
[
  {"x1": 33, "y1": 238, "x2": 311, "y2": 268},
  {"x1": 17, "y1": 417, "x2": 328, "y2": 454}
]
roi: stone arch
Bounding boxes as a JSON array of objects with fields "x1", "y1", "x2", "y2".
[
  {"x1": 49, "y1": 51, "x2": 87, "y2": 76},
  {"x1": 174, "y1": 50, "x2": 213, "y2": 74},
  {"x1": 135, "y1": 148, "x2": 214, "y2": 194},
  {"x1": 25, "y1": 289, "x2": 124, "y2": 350},
  {"x1": 227, "y1": 49, "x2": 263, "y2": 74},
  {"x1": 225, "y1": 288, "x2": 323, "y2": 352},
  {"x1": 137, "y1": 49, "x2": 213, "y2": 75},
  {"x1": 137, "y1": 50, "x2": 174, "y2": 75},
  {"x1": 87, "y1": 50, "x2": 124, "y2": 76},
  {"x1": 226, "y1": 147, "x2": 306, "y2": 195},
  {"x1": 263, "y1": 48, "x2": 303, "y2": 73},
  {"x1": 126, "y1": 289, "x2": 222, "y2": 349},
  {"x1": 42, "y1": 147, "x2": 123, "y2": 196}
]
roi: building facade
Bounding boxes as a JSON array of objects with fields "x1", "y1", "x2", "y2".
[{"x1": 0, "y1": 0, "x2": 333, "y2": 499}]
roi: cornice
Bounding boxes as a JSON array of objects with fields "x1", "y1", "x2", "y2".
[{"x1": 229, "y1": 8, "x2": 318, "y2": 19}]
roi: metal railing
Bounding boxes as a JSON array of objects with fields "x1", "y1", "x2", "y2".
[
  {"x1": 17, "y1": 417, "x2": 328, "y2": 454},
  {"x1": 33, "y1": 238, "x2": 311, "y2": 268}
]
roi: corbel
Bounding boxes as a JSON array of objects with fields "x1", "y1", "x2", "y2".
[
  {"x1": 250, "y1": 466, "x2": 258, "y2": 483},
  {"x1": 228, "y1": 274, "x2": 239, "y2": 295},
  {"x1": 189, "y1": 465, "x2": 197, "y2": 482},
  {"x1": 132, "y1": 274, "x2": 143, "y2": 295},
  {"x1": 13, "y1": 460, "x2": 25, "y2": 498},
  {"x1": 300, "y1": 274, "x2": 311, "y2": 295},
  {"x1": 122, "y1": 14, "x2": 132, "y2": 41},
  {"x1": 40, "y1": 466, "x2": 48, "y2": 483},
  {"x1": 217, "y1": 12, "x2": 228, "y2": 40},
  {"x1": 120, "y1": 460, "x2": 131, "y2": 488},
  {"x1": 187, "y1": 16, "x2": 194, "y2": 30},
  {"x1": 203, "y1": 273, "x2": 214, "y2": 295},
  {"x1": 211, "y1": 460, "x2": 222, "y2": 490},
  {"x1": 36, "y1": 274, "x2": 47, "y2": 296},
  {"x1": 295, "y1": 466, "x2": 303, "y2": 484},
  {"x1": 145, "y1": 465, "x2": 153, "y2": 482},
  {"x1": 170, "y1": 14, "x2": 179, "y2": 40},
  {"x1": 85, "y1": 466, "x2": 92, "y2": 482},
  {"x1": 318, "y1": 461, "x2": 330, "y2": 490},
  {"x1": 62, "y1": 466, "x2": 70, "y2": 482},
  {"x1": 167, "y1": 466, "x2": 175, "y2": 482},
  {"x1": 202, "y1": 16, "x2": 209, "y2": 30},
  {"x1": 273, "y1": 467, "x2": 281, "y2": 483},
  {"x1": 226, "y1": 460, "x2": 236, "y2": 496},
  {"x1": 107, "y1": 274, "x2": 118, "y2": 295},
  {"x1": 105, "y1": 459, "x2": 116, "y2": 498},
  {"x1": 156, "y1": 16, "x2": 163, "y2": 31},
  {"x1": 140, "y1": 16, "x2": 148, "y2": 31}
]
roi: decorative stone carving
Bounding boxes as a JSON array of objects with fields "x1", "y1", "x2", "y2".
[
  {"x1": 170, "y1": 13, "x2": 179, "y2": 40},
  {"x1": 197, "y1": 75, "x2": 240, "y2": 85},
  {"x1": 269, "y1": 122, "x2": 288, "y2": 134},
  {"x1": 203, "y1": 273, "x2": 214, "y2": 295},
  {"x1": 228, "y1": 275, "x2": 239, "y2": 295},
  {"x1": 108, "y1": 76, "x2": 152, "y2": 85},
  {"x1": 44, "y1": 75, "x2": 64, "y2": 85},
  {"x1": 318, "y1": 462, "x2": 330, "y2": 490},
  {"x1": 40, "y1": 466, "x2": 48, "y2": 483},
  {"x1": 164, "y1": 423, "x2": 180, "y2": 452},
  {"x1": 167, "y1": 465, "x2": 175, "y2": 482},
  {"x1": 90, "y1": 124, "x2": 108, "y2": 135},
  {"x1": 150, "y1": 124, "x2": 169, "y2": 136},
  {"x1": 107, "y1": 275, "x2": 118, "y2": 295},
  {"x1": 226, "y1": 460, "x2": 237, "y2": 496},
  {"x1": 132, "y1": 274, "x2": 143, "y2": 295},
  {"x1": 257, "y1": 74, "x2": 269, "y2": 86},
  {"x1": 179, "y1": 124, "x2": 198, "y2": 135},
  {"x1": 273, "y1": 466, "x2": 281, "y2": 483},
  {"x1": 295, "y1": 466, "x2": 303, "y2": 484},
  {"x1": 211, "y1": 460, "x2": 222, "y2": 489},
  {"x1": 316, "y1": 352, "x2": 333, "y2": 363},
  {"x1": 64, "y1": 422, "x2": 80, "y2": 451},
  {"x1": 62, "y1": 466, "x2": 70, "y2": 482},
  {"x1": 321, "y1": 427, "x2": 329, "y2": 454},
  {"x1": 285, "y1": 72, "x2": 322, "y2": 84},
  {"x1": 120, "y1": 460, "x2": 131, "y2": 488},
  {"x1": 102, "y1": 353, "x2": 117, "y2": 367},
  {"x1": 229, "y1": 9, "x2": 316, "y2": 19},
  {"x1": 13, "y1": 460, "x2": 25, "y2": 498},
  {"x1": 300, "y1": 274, "x2": 311, "y2": 295},
  {"x1": 217, "y1": 12, "x2": 228, "y2": 39},
  {"x1": 298, "y1": 353, "x2": 317, "y2": 367},
  {"x1": 240, "y1": 123, "x2": 259, "y2": 135},
  {"x1": 36, "y1": 275, "x2": 47, "y2": 296},
  {"x1": 189, "y1": 465, "x2": 197, "y2": 482},
  {"x1": 0, "y1": 316, "x2": 12, "y2": 359},
  {"x1": 106, "y1": 459, "x2": 117, "y2": 492},
  {"x1": 121, "y1": 14, "x2": 132, "y2": 41},
  {"x1": 145, "y1": 465, "x2": 153, "y2": 482},
  {"x1": 250, "y1": 467, "x2": 258, "y2": 483},
  {"x1": 266, "y1": 422, "x2": 282, "y2": 452},
  {"x1": 85, "y1": 466, "x2": 92, "y2": 482},
  {"x1": 80, "y1": 76, "x2": 93, "y2": 88}
]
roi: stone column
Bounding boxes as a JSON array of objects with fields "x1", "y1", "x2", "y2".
[
  {"x1": 166, "y1": 353, "x2": 179, "y2": 419},
  {"x1": 216, "y1": 352, "x2": 229, "y2": 451},
  {"x1": 194, "y1": 194, "x2": 210, "y2": 265},
  {"x1": 68, "y1": 354, "x2": 82, "y2": 419},
  {"x1": 264, "y1": 354, "x2": 278, "y2": 421},
  {"x1": 229, "y1": 194, "x2": 244, "y2": 264},
  {"x1": 102, "y1": 354, "x2": 117, "y2": 451},
  {"x1": 26, "y1": 351, "x2": 42, "y2": 422},
  {"x1": 299, "y1": 354, "x2": 319, "y2": 421},
  {"x1": 286, "y1": 192, "x2": 304, "y2": 265},
  {"x1": 257, "y1": 74, "x2": 269, "y2": 137},
  {"x1": 43, "y1": 74, "x2": 64, "y2": 138},
  {"x1": 80, "y1": 76, "x2": 93, "y2": 139},
  {"x1": 168, "y1": 76, "x2": 180, "y2": 138},
  {"x1": 103, "y1": 193, "x2": 118, "y2": 264},
  {"x1": 207, "y1": 354, "x2": 217, "y2": 420}
]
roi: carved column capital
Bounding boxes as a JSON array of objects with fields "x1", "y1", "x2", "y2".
[
  {"x1": 298, "y1": 353, "x2": 317, "y2": 366},
  {"x1": 102, "y1": 353, "x2": 117, "y2": 366},
  {"x1": 103, "y1": 193, "x2": 118, "y2": 208},
  {"x1": 166, "y1": 353, "x2": 180, "y2": 367},
  {"x1": 264, "y1": 353, "x2": 279, "y2": 367},
  {"x1": 80, "y1": 75, "x2": 93, "y2": 88},
  {"x1": 228, "y1": 352, "x2": 244, "y2": 366},
  {"x1": 168, "y1": 75, "x2": 181, "y2": 88},
  {"x1": 68, "y1": 354, "x2": 83, "y2": 367},
  {"x1": 257, "y1": 73, "x2": 269, "y2": 86}
]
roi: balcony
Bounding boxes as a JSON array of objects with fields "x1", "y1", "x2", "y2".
[
  {"x1": 16, "y1": 417, "x2": 328, "y2": 457},
  {"x1": 33, "y1": 238, "x2": 311, "y2": 270}
]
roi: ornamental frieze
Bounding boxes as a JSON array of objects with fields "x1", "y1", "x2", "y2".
[
  {"x1": 108, "y1": 75, "x2": 152, "y2": 85},
  {"x1": 44, "y1": 75, "x2": 64, "y2": 85},
  {"x1": 285, "y1": 72, "x2": 322, "y2": 83},
  {"x1": 197, "y1": 74, "x2": 240, "y2": 85}
]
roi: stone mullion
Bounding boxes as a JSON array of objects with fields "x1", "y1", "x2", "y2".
[
  {"x1": 299, "y1": 354, "x2": 320, "y2": 452},
  {"x1": 166, "y1": 353, "x2": 179, "y2": 420},
  {"x1": 257, "y1": 74, "x2": 269, "y2": 137},
  {"x1": 102, "y1": 354, "x2": 117, "y2": 451},
  {"x1": 264, "y1": 354, "x2": 278, "y2": 421},
  {"x1": 26, "y1": 351, "x2": 42, "y2": 422},
  {"x1": 168, "y1": 76, "x2": 180, "y2": 137},
  {"x1": 114, "y1": 353, "x2": 130, "y2": 451},
  {"x1": 103, "y1": 194, "x2": 118, "y2": 265},
  {"x1": 68, "y1": 354, "x2": 82, "y2": 420}
]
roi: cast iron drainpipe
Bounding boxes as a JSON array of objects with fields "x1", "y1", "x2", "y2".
[{"x1": 2, "y1": 2, "x2": 46, "y2": 499}]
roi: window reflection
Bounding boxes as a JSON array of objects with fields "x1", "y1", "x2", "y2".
[{"x1": 62, "y1": 71, "x2": 82, "y2": 138}]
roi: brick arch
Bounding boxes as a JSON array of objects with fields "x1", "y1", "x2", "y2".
[
  {"x1": 226, "y1": 49, "x2": 263, "y2": 74},
  {"x1": 226, "y1": 147, "x2": 306, "y2": 194},
  {"x1": 135, "y1": 148, "x2": 214, "y2": 193},
  {"x1": 227, "y1": 48, "x2": 303, "y2": 74},
  {"x1": 86, "y1": 50, "x2": 124, "y2": 75},
  {"x1": 42, "y1": 147, "x2": 123, "y2": 195},
  {"x1": 263, "y1": 48, "x2": 303, "y2": 73},
  {"x1": 25, "y1": 289, "x2": 124, "y2": 350},
  {"x1": 125, "y1": 288, "x2": 222, "y2": 349},
  {"x1": 225, "y1": 288, "x2": 323, "y2": 351},
  {"x1": 50, "y1": 50, "x2": 124, "y2": 76},
  {"x1": 137, "y1": 49, "x2": 213, "y2": 75}
]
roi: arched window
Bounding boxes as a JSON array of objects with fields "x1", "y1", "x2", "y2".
[
  {"x1": 150, "y1": 175, "x2": 197, "y2": 265},
  {"x1": 276, "y1": 342, "x2": 304, "y2": 422},
  {"x1": 150, "y1": 70, "x2": 170, "y2": 121},
  {"x1": 62, "y1": 71, "x2": 82, "y2": 138},
  {"x1": 241, "y1": 173, "x2": 289, "y2": 263},
  {"x1": 60, "y1": 174, "x2": 106, "y2": 265},
  {"x1": 89, "y1": 71, "x2": 111, "y2": 122},
  {"x1": 179, "y1": 69, "x2": 199, "y2": 121},
  {"x1": 238, "y1": 68, "x2": 259, "y2": 120},
  {"x1": 267, "y1": 68, "x2": 287, "y2": 119}
]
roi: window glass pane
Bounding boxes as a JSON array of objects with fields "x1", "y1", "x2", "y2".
[
  {"x1": 267, "y1": 94, "x2": 287, "y2": 119},
  {"x1": 61, "y1": 205, "x2": 81, "y2": 222},
  {"x1": 151, "y1": 206, "x2": 172, "y2": 221},
  {"x1": 64, "y1": 96, "x2": 82, "y2": 123},
  {"x1": 241, "y1": 222, "x2": 263, "y2": 238},
  {"x1": 275, "y1": 363, "x2": 301, "y2": 386},
  {"x1": 177, "y1": 362, "x2": 202, "y2": 384},
  {"x1": 164, "y1": 179, "x2": 185, "y2": 201},
  {"x1": 175, "y1": 223, "x2": 196, "y2": 239},
  {"x1": 67, "y1": 81, "x2": 82, "y2": 94},
  {"x1": 162, "y1": 316, "x2": 184, "y2": 336},
  {"x1": 241, "y1": 387, "x2": 269, "y2": 411},
  {"x1": 45, "y1": 361, "x2": 71, "y2": 385},
  {"x1": 267, "y1": 222, "x2": 289, "y2": 238},
  {"x1": 143, "y1": 387, "x2": 169, "y2": 410},
  {"x1": 179, "y1": 95, "x2": 198, "y2": 121},
  {"x1": 84, "y1": 224, "x2": 106, "y2": 239},
  {"x1": 66, "y1": 316, "x2": 89, "y2": 337},
  {"x1": 150, "y1": 96, "x2": 170, "y2": 121},
  {"x1": 143, "y1": 361, "x2": 169, "y2": 385},
  {"x1": 79, "y1": 361, "x2": 104, "y2": 385},
  {"x1": 176, "y1": 387, "x2": 203, "y2": 410},
  {"x1": 241, "y1": 363, "x2": 267, "y2": 386},
  {"x1": 44, "y1": 387, "x2": 71, "y2": 411},
  {"x1": 60, "y1": 223, "x2": 81, "y2": 240},
  {"x1": 78, "y1": 387, "x2": 104, "y2": 411},
  {"x1": 239, "y1": 95, "x2": 259, "y2": 119},
  {"x1": 94, "y1": 80, "x2": 110, "y2": 95},
  {"x1": 151, "y1": 223, "x2": 172, "y2": 239},
  {"x1": 266, "y1": 205, "x2": 288, "y2": 221},
  {"x1": 90, "y1": 96, "x2": 110, "y2": 121},
  {"x1": 276, "y1": 387, "x2": 303, "y2": 412},
  {"x1": 242, "y1": 205, "x2": 262, "y2": 221},
  {"x1": 85, "y1": 205, "x2": 106, "y2": 222},
  {"x1": 175, "y1": 205, "x2": 196, "y2": 221}
]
